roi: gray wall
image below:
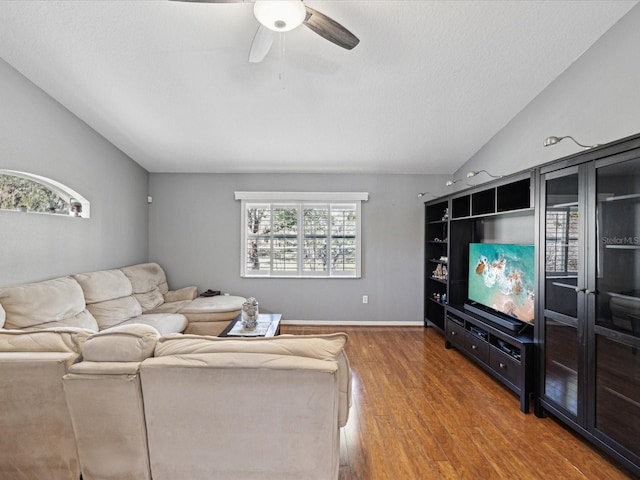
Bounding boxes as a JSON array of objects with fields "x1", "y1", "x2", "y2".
[
  {"x1": 0, "y1": 59, "x2": 149, "y2": 287},
  {"x1": 149, "y1": 173, "x2": 446, "y2": 323},
  {"x1": 457, "y1": 3, "x2": 640, "y2": 185}
]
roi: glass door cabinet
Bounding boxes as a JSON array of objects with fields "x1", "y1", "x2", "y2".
[
  {"x1": 539, "y1": 154, "x2": 640, "y2": 472},
  {"x1": 593, "y1": 158, "x2": 640, "y2": 461}
]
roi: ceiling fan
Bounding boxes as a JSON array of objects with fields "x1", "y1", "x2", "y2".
[{"x1": 171, "y1": 0, "x2": 360, "y2": 63}]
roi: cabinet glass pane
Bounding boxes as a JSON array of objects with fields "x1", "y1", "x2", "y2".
[
  {"x1": 595, "y1": 335, "x2": 640, "y2": 456},
  {"x1": 545, "y1": 173, "x2": 580, "y2": 318},
  {"x1": 544, "y1": 318, "x2": 579, "y2": 415},
  {"x1": 595, "y1": 157, "x2": 640, "y2": 337}
]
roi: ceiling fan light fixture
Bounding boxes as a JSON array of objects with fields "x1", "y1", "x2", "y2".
[{"x1": 254, "y1": 1, "x2": 306, "y2": 33}]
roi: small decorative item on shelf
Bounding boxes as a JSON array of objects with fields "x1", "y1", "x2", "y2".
[
  {"x1": 432, "y1": 263, "x2": 448, "y2": 280},
  {"x1": 242, "y1": 297, "x2": 259, "y2": 330},
  {"x1": 70, "y1": 199, "x2": 82, "y2": 217},
  {"x1": 439, "y1": 256, "x2": 448, "y2": 263},
  {"x1": 442, "y1": 208, "x2": 449, "y2": 221}
]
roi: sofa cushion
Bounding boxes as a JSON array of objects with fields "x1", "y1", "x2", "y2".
[
  {"x1": 121, "y1": 263, "x2": 169, "y2": 312},
  {"x1": 178, "y1": 295, "x2": 244, "y2": 316},
  {"x1": 147, "y1": 300, "x2": 191, "y2": 315},
  {"x1": 156, "y1": 332, "x2": 347, "y2": 359},
  {"x1": 119, "y1": 314, "x2": 187, "y2": 335},
  {"x1": 82, "y1": 324, "x2": 160, "y2": 362},
  {"x1": 0, "y1": 276, "x2": 99, "y2": 331},
  {"x1": 73, "y1": 269, "x2": 142, "y2": 330},
  {"x1": 0, "y1": 327, "x2": 92, "y2": 354},
  {"x1": 86, "y1": 296, "x2": 143, "y2": 330},
  {"x1": 134, "y1": 289, "x2": 165, "y2": 312},
  {"x1": 163, "y1": 286, "x2": 197, "y2": 303},
  {"x1": 73, "y1": 269, "x2": 132, "y2": 304}
]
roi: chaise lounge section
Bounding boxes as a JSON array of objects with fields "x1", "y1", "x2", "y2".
[{"x1": 121, "y1": 263, "x2": 245, "y2": 336}]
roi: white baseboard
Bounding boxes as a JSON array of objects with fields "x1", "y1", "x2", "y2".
[{"x1": 280, "y1": 319, "x2": 424, "y2": 327}]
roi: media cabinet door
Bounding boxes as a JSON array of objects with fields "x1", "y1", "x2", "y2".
[
  {"x1": 540, "y1": 153, "x2": 640, "y2": 475},
  {"x1": 541, "y1": 167, "x2": 584, "y2": 421},
  {"x1": 592, "y1": 157, "x2": 640, "y2": 459}
]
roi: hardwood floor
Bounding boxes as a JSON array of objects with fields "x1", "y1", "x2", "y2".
[{"x1": 281, "y1": 325, "x2": 638, "y2": 480}]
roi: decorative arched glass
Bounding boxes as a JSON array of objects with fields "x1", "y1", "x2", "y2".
[{"x1": 0, "y1": 170, "x2": 90, "y2": 218}]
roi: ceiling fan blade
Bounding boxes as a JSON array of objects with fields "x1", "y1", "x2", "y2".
[
  {"x1": 168, "y1": 1, "x2": 249, "y2": 3},
  {"x1": 249, "y1": 25, "x2": 274, "y2": 63},
  {"x1": 303, "y1": 6, "x2": 359, "y2": 50}
]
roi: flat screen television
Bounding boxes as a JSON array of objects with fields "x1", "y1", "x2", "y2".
[{"x1": 466, "y1": 243, "x2": 535, "y2": 328}]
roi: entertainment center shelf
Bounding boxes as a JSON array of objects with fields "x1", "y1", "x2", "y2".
[
  {"x1": 424, "y1": 171, "x2": 536, "y2": 412},
  {"x1": 424, "y1": 201, "x2": 449, "y2": 332},
  {"x1": 445, "y1": 305, "x2": 534, "y2": 413}
]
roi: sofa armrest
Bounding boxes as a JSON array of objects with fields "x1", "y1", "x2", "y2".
[
  {"x1": 164, "y1": 286, "x2": 197, "y2": 303},
  {"x1": 82, "y1": 324, "x2": 160, "y2": 362}
]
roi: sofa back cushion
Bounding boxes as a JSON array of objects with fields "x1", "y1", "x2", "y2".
[
  {"x1": 155, "y1": 333, "x2": 352, "y2": 426},
  {"x1": 155, "y1": 333, "x2": 347, "y2": 359},
  {"x1": 0, "y1": 276, "x2": 99, "y2": 331},
  {"x1": 121, "y1": 263, "x2": 168, "y2": 312},
  {"x1": 73, "y1": 269, "x2": 142, "y2": 330},
  {"x1": 0, "y1": 327, "x2": 92, "y2": 354}
]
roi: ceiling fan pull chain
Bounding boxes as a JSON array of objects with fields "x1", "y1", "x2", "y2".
[{"x1": 279, "y1": 32, "x2": 286, "y2": 84}]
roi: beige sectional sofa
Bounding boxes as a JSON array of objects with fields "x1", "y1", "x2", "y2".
[{"x1": 0, "y1": 264, "x2": 352, "y2": 480}]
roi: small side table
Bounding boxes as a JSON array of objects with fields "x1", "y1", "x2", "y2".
[{"x1": 218, "y1": 313, "x2": 282, "y2": 338}]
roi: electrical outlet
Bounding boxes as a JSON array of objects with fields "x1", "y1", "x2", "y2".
[{"x1": 362, "y1": 295, "x2": 368, "y2": 304}]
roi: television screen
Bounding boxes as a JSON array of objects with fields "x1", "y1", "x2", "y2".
[{"x1": 468, "y1": 243, "x2": 535, "y2": 323}]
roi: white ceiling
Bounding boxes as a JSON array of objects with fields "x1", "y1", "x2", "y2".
[{"x1": 0, "y1": 0, "x2": 637, "y2": 174}]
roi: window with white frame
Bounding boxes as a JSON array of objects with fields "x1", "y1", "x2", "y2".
[
  {"x1": 235, "y1": 192, "x2": 368, "y2": 278},
  {"x1": 0, "y1": 169, "x2": 90, "y2": 218}
]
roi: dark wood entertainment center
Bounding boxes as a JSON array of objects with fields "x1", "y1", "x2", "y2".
[{"x1": 424, "y1": 133, "x2": 640, "y2": 477}]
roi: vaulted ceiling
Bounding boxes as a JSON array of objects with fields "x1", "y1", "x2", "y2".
[{"x1": 0, "y1": 1, "x2": 637, "y2": 174}]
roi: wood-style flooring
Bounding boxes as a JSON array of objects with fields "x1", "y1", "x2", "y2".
[{"x1": 280, "y1": 325, "x2": 637, "y2": 480}]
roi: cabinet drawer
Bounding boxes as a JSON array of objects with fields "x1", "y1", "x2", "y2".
[
  {"x1": 490, "y1": 348, "x2": 522, "y2": 388},
  {"x1": 446, "y1": 320, "x2": 465, "y2": 347},
  {"x1": 464, "y1": 330, "x2": 490, "y2": 364}
]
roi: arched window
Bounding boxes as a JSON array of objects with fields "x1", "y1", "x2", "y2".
[{"x1": 0, "y1": 170, "x2": 90, "y2": 218}]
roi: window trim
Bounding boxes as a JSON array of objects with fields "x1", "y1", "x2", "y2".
[{"x1": 235, "y1": 192, "x2": 368, "y2": 278}]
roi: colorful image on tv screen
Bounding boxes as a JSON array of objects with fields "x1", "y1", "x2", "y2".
[{"x1": 468, "y1": 243, "x2": 535, "y2": 323}]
